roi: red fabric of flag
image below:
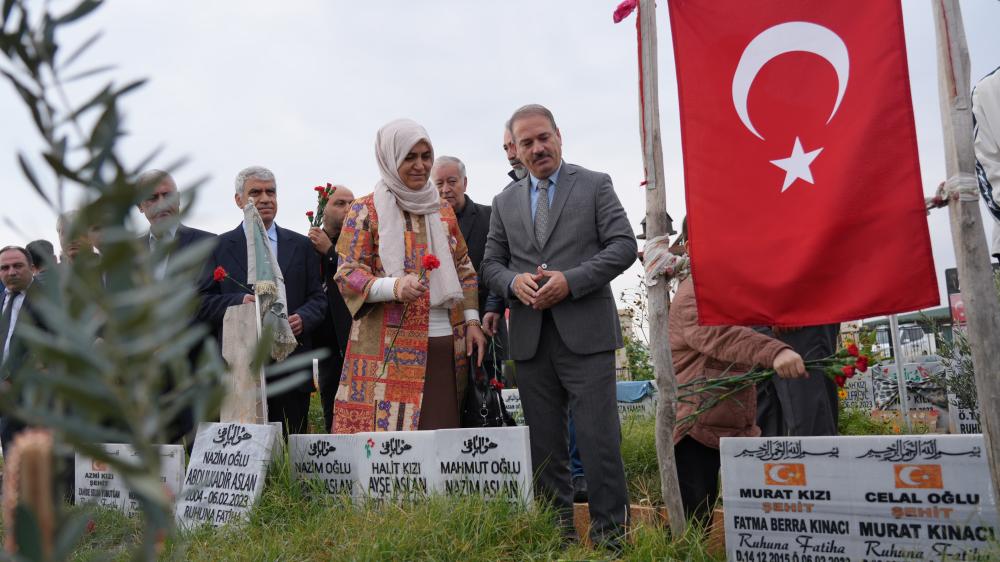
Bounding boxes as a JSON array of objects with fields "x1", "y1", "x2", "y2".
[{"x1": 668, "y1": 0, "x2": 938, "y2": 326}]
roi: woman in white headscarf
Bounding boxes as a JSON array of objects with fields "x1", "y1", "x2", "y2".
[{"x1": 332, "y1": 119, "x2": 486, "y2": 433}]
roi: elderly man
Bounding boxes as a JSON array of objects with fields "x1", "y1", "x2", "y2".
[
  {"x1": 307, "y1": 184, "x2": 355, "y2": 432},
  {"x1": 56, "y1": 211, "x2": 99, "y2": 265},
  {"x1": 432, "y1": 156, "x2": 508, "y2": 379},
  {"x1": 482, "y1": 104, "x2": 637, "y2": 548},
  {"x1": 0, "y1": 246, "x2": 38, "y2": 454},
  {"x1": 136, "y1": 169, "x2": 215, "y2": 280},
  {"x1": 199, "y1": 166, "x2": 327, "y2": 435}
]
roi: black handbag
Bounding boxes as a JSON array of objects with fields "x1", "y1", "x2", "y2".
[{"x1": 461, "y1": 339, "x2": 516, "y2": 428}]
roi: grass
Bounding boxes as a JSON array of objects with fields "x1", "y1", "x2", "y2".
[
  {"x1": 55, "y1": 395, "x2": 939, "y2": 560},
  {"x1": 63, "y1": 445, "x2": 724, "y2": 561}
]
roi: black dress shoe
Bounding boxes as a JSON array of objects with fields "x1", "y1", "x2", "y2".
[{"x1": 572, "y1": 475, "x2": 589, "y2": 503}]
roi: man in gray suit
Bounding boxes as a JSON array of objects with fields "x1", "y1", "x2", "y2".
[{"x1": 481, "y1": 104, "x2": 637, "y2": 547}]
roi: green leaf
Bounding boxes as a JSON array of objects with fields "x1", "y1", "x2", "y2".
[
  {"x1": 54, "y1": 0, "x2": 103, "y2": 25},
  {"x1": 13, "y1": 504, "x2": 44, "y2": 562},
  {"x1": 58, "y1": 29, "x2": 102, "y2": 69},
  {"x1": 63, "y1": 63, "x2": 115, "y2": 83},
  {"x1": 16, "y1": 152, "x2": 53, "y2": 207}
]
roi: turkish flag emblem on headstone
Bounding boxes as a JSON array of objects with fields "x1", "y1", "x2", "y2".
[{"x1": 668, "y1": 0, "x2": 938, "y2": 325}]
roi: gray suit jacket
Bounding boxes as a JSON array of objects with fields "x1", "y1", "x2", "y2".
[{"x1": 481, "y1": 162, "x2": 637, "y2": 360}]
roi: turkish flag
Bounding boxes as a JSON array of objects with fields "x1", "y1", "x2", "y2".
[{"x1": 668, "y1": 0, "x2": 938, "y2": 326}]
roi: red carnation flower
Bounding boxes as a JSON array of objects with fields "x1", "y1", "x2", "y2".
[
  {"x1": 490, "y1": 378, "x2": 504, "y2": 391},
  {"x1": 306, "y1": 211, "x2": 314, "y2": 218},
  {"x1": 314, "y1": 186, "x2": 324, "y2": 192},
  {"x1": 842, "y1": 365, "x2": 856, "y2": 377},
  {"x1": 834, "y1": 375, "x2": 846, "y2": 387},
  {"x1": 846, "y1": 343, "x2": 859, "y2": 357},
  {"x1": 422, "y1": 254, "x2": 441, "y2": 271},
  {"x1": 855, "y1": 357, "x2": 869, "y2": 373},
  {"x1": 213, "y1": 266, "x2": 227, "y2": 283}
]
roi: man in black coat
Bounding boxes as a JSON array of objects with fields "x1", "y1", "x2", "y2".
[
  {"x1": 137, "y1": 169, "x2": 216, "y2": 443},
  {"x1": 198, "y1": 166, "x2": 327, "y2": 435},
  {"x1": 307, "y1": 185, "x2": 355, "y2": 432},
  {"x1": 0, "y1": 246, "x2": 40, "y2": 455},
  {"x1": 432, "y1": 156, "x2": 509, "y2": 380}
]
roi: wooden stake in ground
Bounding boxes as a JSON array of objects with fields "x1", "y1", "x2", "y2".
[
  {"x1": 636, "y1": 0, "x2": 686, "y2": 536},
  {"x1": 933, "y1": 0, "x2": 1000, "y2": 501}
]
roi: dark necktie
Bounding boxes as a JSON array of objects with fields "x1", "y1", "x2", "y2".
[
  {"x1": 534, "y1": 178, "x2": 551, "y2": 245},
  {"x1": 0, "y1": 291, "x2": 21, "y2": 364}
]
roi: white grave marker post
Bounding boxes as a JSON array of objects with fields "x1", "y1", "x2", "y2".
[
  {"x1": 75, "y1": 444, "x2": 185, "y2": 516},
  {"x1": 357, "y1": 431, "x2": 438, "y2": 502},
  {"x1": 289, "y1": 434, "x2": 360, "y2": 498},
  {"x1": 435, "y1": 427, "x2": 532, "y2": 504},
  {"x1": 175, "y1": 422, "x2": 276, "y2": 528},
  {"x1": 501, "y1": 389, "x2": 525, "y2": 425}
]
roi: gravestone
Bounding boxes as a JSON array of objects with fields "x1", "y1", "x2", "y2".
[
  {"x1": 501, "y1": 389, "x2": 525, "y2": 425},
  {"x1": 617, "y1": 381, "x2": 658, "y2": 419},
  {"x1": 175, "y1": 422, "x2": 276, "y2": 528},
  {"x1": 436, "y1": 427, "x2": 533, "y2": 503},
  {"x1": 720, "y1": 435, "x2": 998, "y2": 561},
  {"x1": 947, "y1": 393, "x2": 982, "y2": 435},
  {"x1": 356, "y1": 431, "x2": 438, "y2": 501},
  {"x1": 75, "y1": 444, "x2": 185, "y2": 516},
  {"x1": 289, "y1": 434, "x2": 360, "y2": 498},
  {"x1": 842, "y1": 371, "x2": 875, "y2": 411}
]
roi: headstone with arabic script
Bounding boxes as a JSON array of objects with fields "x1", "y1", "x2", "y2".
[
  {"x1": 720, "y1": 435, "x2": 998, "y2": 561},
  {"x1": 175, "y1": 422, "x2": 276, "y2": 528},
  {"x1": 289, "y1": 434, "x2": 360, "y2": 498},
  {"x1": 501, "y1": 389, "x2": 525, "y2": 425},
  {"x1": 435, "y1": 427, "x2": 532, "y2": 503},
  {"x1": 356, "y1": 431, "x2": 439, "y2": 501},
  {"x1": 75, "y1": 444, "x2": 185, "y2": 516}
]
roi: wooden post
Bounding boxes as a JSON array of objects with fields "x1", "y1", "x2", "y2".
[
  {"x1": 637, "y1": 0, "x2": 686, "y2": 536},
  {"x1": 933, "y1": 0, "x2": 1000, "y2": 499}
]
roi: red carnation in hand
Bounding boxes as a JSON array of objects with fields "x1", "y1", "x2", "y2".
[
  {"x1": 422, "y1": 254, "x2": 441, "y2": 271},
  {"x1": 213, "y1": 266, "x2": 227, "y2": 283},
  {"x1": 834, "y1": 375, "x2": 846, "y2": 387},
  {"x1": 846, "y1": 343, "x2": 859, "y2": 357},
  {"x1": 306, "y1": 211, "x2": 314, "y2": 218},
  {"x1": 314, "y1": 186, "x2": 324, "y2": 192},
  {"x1": 490, "y1": 378, "x2": 504, "y2": 391},
  {"x1": 855, "y1": 356, "x2": 869, "y2": 373},
  {"x1": 842, "y1": 365, "x2": 856, "y2": 378}
]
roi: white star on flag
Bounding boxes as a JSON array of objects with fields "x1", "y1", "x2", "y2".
[{"x1": 770, "y1": 137, "x2": 823, "y2": 192}]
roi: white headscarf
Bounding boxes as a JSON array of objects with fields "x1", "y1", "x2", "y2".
[{"x1": 372, "y1": 119, "x2": 464, "y2": 309}]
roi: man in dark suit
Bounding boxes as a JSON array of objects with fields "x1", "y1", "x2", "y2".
[
  {"x1": 198, "y1": 166, "x2": 327, "y2": 435},
  {"x1": 482, "y1": 105, "x2": 637, "y2": 547},
  {"x1": 137, "y1": 169, "x2": 216, "y2": 443},
  {"x1": 307, "y1": 185, "x2": 355, "y2": 433},
  {"x1": 0, "y1": 245, "x2": 38, "y2": 455},
  {"x1": 137, "y1": 169, "x2": 215, "y2": 279},
  {"x1": 431, "y1": 156, "x2": 509, "y2": 380}
]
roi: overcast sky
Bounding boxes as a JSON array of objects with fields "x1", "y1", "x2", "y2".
[{"x1": 2, "y1": 1, "x2": 999, "y2": 312}]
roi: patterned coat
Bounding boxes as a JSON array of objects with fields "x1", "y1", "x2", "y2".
[{"x1": 332, "y1": 194, "x2": 478, "y2": 433}]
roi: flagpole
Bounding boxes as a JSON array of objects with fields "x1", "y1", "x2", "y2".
[
  {"x1": 636, "y1": 0, "x2": 686, "y2": 535},
  {"x1": 888, "y1": 314, "x2": 912, "y2": 432},
  {"x1": 933, "y1": 0, "x2": 1000, "y2": 497}
]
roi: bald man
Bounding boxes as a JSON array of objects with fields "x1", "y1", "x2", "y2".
[{"x1": 308, "y1": 185, "x2": 356, "y2": 431}]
